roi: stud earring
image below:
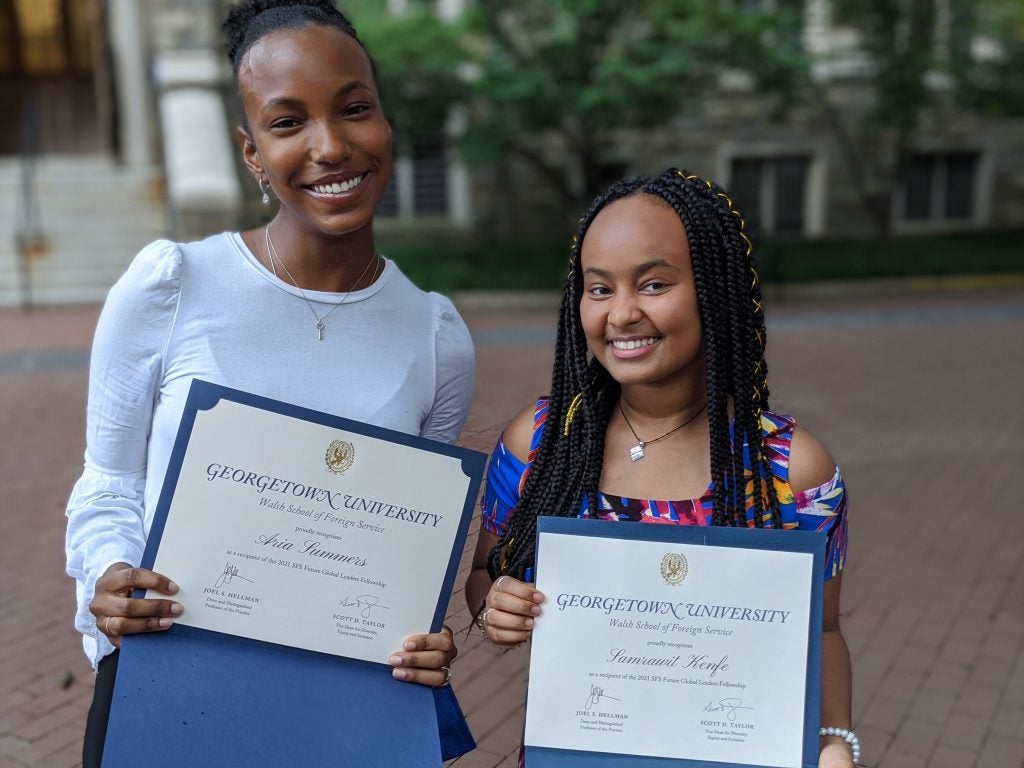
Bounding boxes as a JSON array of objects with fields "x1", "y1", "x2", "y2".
[{"x1": 259, "y1": 179, "x2": 272, "y2": 205}]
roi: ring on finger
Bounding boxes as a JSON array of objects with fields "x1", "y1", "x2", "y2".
[
  {"x1": 440, "y1": 665, "x2": 452, "y2": 686},
  {"x1": 104, "y1": 616, "x2": 114, "y2": 636},
  {"x1": 474, "y1": 606, "x2": 493, "y2": 638}
]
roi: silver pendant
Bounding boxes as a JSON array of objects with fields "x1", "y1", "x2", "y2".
[
  {"x1": 316, "y1": 320, "x2": 325, "y2": 341},
  {"x1": 629, "y1": 442, "x2": 646, "y2": 461}
]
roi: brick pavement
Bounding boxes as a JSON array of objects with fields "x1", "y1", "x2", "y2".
[{"x1": 1, "y1": 283, "x2": 1022, "y2": 768}]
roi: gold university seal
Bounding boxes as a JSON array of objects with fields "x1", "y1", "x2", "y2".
[
  {"x1": 325, "y1": 439, "x2": 355, "y2": 476},
  {"x1": 660, "y1": 552, "x2": 688, "y2": 585}
]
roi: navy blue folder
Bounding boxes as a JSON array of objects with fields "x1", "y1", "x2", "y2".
[
  {"x1": 102, "y1": 381, "x2": 482, "y2": 767},
  {"x1": 524, "y1": 517, "x2": 825, "y2": 768}
]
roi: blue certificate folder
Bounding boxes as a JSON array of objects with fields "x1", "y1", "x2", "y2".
[
  {"x1": 526, "y1": 517, "x2": 825, "y2": 768},
  {"x1": 102, "y1": 380, "x2": 484, "y2": 767}
]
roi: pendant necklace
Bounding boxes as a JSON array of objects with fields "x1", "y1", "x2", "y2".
[
  {"x1": 618, "y1": 400, "x2": 708, "y2": 462},
  {"x1": 265, "y1": 224, "x2": 380, "y2": 341}
]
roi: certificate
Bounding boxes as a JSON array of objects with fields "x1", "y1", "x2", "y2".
[
  {"x1": 103, "y1": 380, "x2": 483, "y2": 768},
  {"x1": 524, "y1": 517, "x2": 824, "y2": 768},
  {"x1": 143, "y1": 380, "x2": 481, "y2": 662}
]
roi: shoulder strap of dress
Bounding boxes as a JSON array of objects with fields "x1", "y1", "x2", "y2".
[
  {"x1": 760, "y1": 410, "x2": 795, "y2": 437},
  {"x1": 757, "y1": 411, "x2": 796, "y2": 484},
  {"x1": 517, "y1": 397, "x2": 550, "y2": 496},
  {"x1": 528, "y1": 397, "x2": 550, "y2": 455}
]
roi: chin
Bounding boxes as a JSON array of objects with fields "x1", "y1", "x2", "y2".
[
  {"x1": 607, "y1": 361, "x2": 695, "y2": 390},
  {"x1": 604, "y1": 366, "x2": 655, "y2": 387},
  {"x1": 315, "y1": 213, "x2": 376, "y2": 239}
]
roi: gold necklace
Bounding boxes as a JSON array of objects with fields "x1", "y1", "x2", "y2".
[
  {"x1": 618, "y1": 401, "x2": 708, "y2": 462},
  {"x1": 265, "y1": 224, "x2": 380, "y2": 341}
]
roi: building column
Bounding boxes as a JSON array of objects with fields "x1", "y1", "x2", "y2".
[
  {"x1": 107, "y1": 0, "x2": 154, "y2": 166},
  {"x1": 803, "y1": 0, "x2": 831, "y2": 56},
  {"x1": 446, "y1": 107, "x2": 471, "y2": 230}
]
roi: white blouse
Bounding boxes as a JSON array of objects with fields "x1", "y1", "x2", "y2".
[{"x1": 65, "y1": 233, "x2": 475, "y2": 666}]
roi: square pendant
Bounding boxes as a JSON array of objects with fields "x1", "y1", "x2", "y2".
[{"x1": 629, "y1": 444, "x2": 645, "y2": 461}]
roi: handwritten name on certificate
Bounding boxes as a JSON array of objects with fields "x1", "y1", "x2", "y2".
[
  {"x1": 525, "y1": 521, "x2": 820, "y2": 768},
  {"x1": 144, "y1": 382, "x2": 482, "y2": 665}
]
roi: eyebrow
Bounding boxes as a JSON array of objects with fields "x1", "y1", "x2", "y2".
[
  {"x1": 583, "y1": 258, "x2": 679, "y2": 278},
  {"x1": 260, "y1": 80, "x2": 373, "y2": 114}
]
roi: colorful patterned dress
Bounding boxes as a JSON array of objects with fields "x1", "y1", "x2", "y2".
[
  {"x1": 481, "y1": 399, "x2": 847, "y2": 765},
  {"x1": 481, "y1": 399, "x2": 849, "y2": 767},
  {"x1": 482, "y1": 398, "x2": 848, "y2": 579}
]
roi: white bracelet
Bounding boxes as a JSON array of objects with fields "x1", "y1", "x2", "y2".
[{"x1": 819, "y1": 726, "x2": 861, "y2": 764}]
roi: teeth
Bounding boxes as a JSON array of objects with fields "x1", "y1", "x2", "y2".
[
  {"x1": 612, "y1": 338, "x2": 657, "y2": 350},
  {"x1": 312, "y1": 175, "x2": 364, "y2": 194}
]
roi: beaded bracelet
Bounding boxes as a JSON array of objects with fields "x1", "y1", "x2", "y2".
[{"x1": 819, "y1": 727, "x2": 861, "y2": 764}]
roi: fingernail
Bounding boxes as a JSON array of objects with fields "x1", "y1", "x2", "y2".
[
  {"x1": 158, "y1": 618, "x2": 174, "y2": 628},
  {"x1": 403, "y1": 641, "x2": 416, "y2": 651},
  {"x1": 388, "y1": 655, "x2": 403, "y2": 666},
  {"x1": 534, "y1": 592, "x2": 545, "y2": 602},
  {"x1": 392, "y1": 668, "x2": 408, "y2": 680},
  {"x1": 170, "y1": 603, "x2": 184, "y2": 615},
  {"x1": 531, "y1": 605, "x2": 541, "y2": 615},
  {"x1": 168, "y1": 581, "x2": 180, "y2": 594},
  {"x1": 525, "y1": 618, "x2": 534, "y2": 628}
]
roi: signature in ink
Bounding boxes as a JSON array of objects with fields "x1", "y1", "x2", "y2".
[
  {"x1": 703, "y1": 698, "x2": 754, "y2": 721},
  {"x1": 584, "y1": 684, "x2": 622, "y2": 711},
  {"x1": 215, "y1": 562, "x2": 255, "y2": 589},
  {"x1": 337, "y1": 595, "x2": 390, "y2": 619}
]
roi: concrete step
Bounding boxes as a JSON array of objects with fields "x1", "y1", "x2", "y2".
[{"x1": 0, "y1": 153, "x2": 168, "y2": 306}]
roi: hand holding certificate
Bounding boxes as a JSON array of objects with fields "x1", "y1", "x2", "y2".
[
  {"x1": 102, "y1": 381, "x2": 484, "y2": 768},
  {"x1": 524, "y1": 518, "x2": 825, "y2": 768},
  {"x1": 143, "y1": 384, "x2": 476, "y2": 664}
]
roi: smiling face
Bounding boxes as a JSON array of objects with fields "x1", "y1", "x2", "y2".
[
  {"x1": 579, "y1": 194, "x2": 705, "y2": 391},
  {"x1": 237, "y1": 23, "x2": 392, "y2": 240}
]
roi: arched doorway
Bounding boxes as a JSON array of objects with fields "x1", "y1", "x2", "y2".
[{"x1": 0, "y1": 0, "x2": 113, "y2": 154}]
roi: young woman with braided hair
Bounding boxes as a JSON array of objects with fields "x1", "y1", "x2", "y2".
[
  {"x1": 66, "y1": 1, "x2": 474, "y2": 764},
  {"x1": 465, "y1": 169, "x2": 855, "y2": 767}
]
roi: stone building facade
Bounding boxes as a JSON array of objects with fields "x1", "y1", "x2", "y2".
[{"x1": 1, "y1": 0, "x2": 1020, "y2": 304}]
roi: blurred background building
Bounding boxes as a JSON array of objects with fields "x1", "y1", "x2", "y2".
[{"x1": 1, "y1": 0, "x2": 1021, "y2": 306}]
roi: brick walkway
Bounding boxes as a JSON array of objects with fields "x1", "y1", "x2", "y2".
[{"x1": 1, "y1": 283, "x2": 1022, "y2": 768}]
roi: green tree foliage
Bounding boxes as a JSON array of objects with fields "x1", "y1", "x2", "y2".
[
  {"x1": 956, "y1": 1, "x2": 1024, "y2": 116},
  {"x1": 345, "y1": 1, "x2": 466, "y2": 145},
  {"x1": 823, "y1": 0, "x2": 1024, "y2": 233},
  {"x1": 349, "y1": 0, "x2": 805, "y2": 214},
  {"x1": 457, "y1": 0, "x2": 805, "y2": 211},
  {"x1": 347, "y1": 0, "x2": 1023, "y2": 233}
]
